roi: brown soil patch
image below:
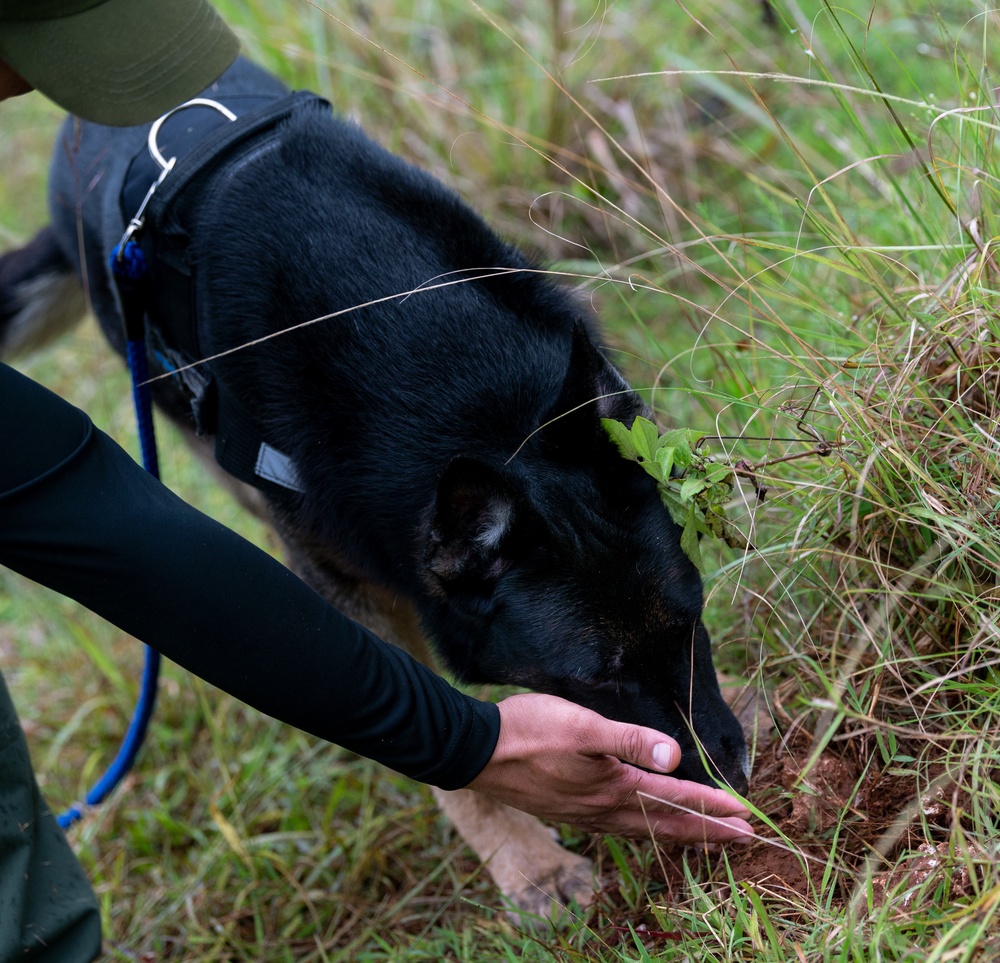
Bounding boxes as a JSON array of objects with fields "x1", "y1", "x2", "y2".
[{"x1": 591, "y1": 712, "x2": 979, "y2": 945}]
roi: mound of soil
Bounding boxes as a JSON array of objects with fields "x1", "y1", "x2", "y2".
[{"x1": 592, "y1": 705, "x2": 976, "y2": 945}]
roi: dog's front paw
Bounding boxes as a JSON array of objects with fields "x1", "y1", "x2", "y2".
[
  {"x1": 498, "y1": 848, "x2": 594, "y2": 926},
  {"x1": 431, "y1": 786, "x2": 596, "y2": 928}
]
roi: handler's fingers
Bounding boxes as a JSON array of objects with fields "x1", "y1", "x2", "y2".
[
  {"x1": 634, "y1": 770, "x2": 751, "y2": 818},
  {"x1": 642, "y1": 812, "x2": 754, "y2": 844},
  {"x1": 583, "y1": 714, "x2": 682, "y2": 774},
  {"x1": 591, "y1": 809, "x2": 754, "y2": 843}
]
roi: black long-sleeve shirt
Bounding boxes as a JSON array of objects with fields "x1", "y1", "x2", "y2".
[{"x1": 0, "y1": 362, "x2": 500, "y2": 790}]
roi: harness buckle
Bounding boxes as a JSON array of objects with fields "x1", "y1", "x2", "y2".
[{"x1": 114, "y1": 157, "x2": 175, "y2": 262}]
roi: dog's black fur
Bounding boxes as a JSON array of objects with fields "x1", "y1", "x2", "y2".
[{"x1": 1, "y1": 59, "x2": 748, "y2": 796}]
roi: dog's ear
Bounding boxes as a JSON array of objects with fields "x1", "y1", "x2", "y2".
[
  {"x1": 543, "y1": 321, "x2": 646, "y2": 456},
  {"x1": 423, "y1": 457, "x2": 523, "y2": 583}
]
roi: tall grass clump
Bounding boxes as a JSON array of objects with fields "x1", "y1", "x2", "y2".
[{"x1": 568, "y1": 2, "x2": 1000, "y2": 958}]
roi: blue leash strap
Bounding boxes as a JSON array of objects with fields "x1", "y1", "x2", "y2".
[
  {"x1": 57, "y1": 646, "x2": 161, "y2": 828},
  {"x1": 58, "y1": 240, "x2": 162, "y2": 829},
  {"x1": 125, "y1": 335, "x2": 160, "y2": 479}
]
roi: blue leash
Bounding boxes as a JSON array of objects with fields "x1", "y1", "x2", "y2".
[
  {"x1": 57, "y1": 99, "x2": 242, "y2": 828},
  {"x1": 58, "y1": 242, "x2": 162, "y2": 829}
]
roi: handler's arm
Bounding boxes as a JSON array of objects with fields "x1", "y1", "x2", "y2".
[
  {"x1": 0, "y1": 362, "x2": 494, "y2": 789},
  {"x1": 0, "y1": 363, "x2": 752, "y2": 839}
]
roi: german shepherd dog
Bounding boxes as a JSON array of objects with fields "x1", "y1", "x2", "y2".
[{"x1": 0, "y1": 58, "x2": 748, "y2": 917}]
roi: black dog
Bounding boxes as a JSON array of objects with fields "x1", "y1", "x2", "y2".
[{"x1": 0, "y1": 57, "x2": 748, "y2": 916}]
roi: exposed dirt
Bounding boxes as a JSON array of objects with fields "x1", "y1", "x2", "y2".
[
  {"x1": 590, "y1": 705, "x2": 981, "y2": 946},
  {"x1": 724, "y1": 730, "x2": 943, "y2": 899}
]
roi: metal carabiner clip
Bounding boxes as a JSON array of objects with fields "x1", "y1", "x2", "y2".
[
  {"x1": 114, "y1": 98, "x2": 239, "y2": 261},
  {"x1": 146, "y1": 97, "x2": 238, "y2": 172}
]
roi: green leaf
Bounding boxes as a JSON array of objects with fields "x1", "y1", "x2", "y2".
[
  {"x1": 680, "y1": 512, "x2": 704, "y2": 572},
  {"x1": 603, "y1": 415, "x2": 744, "y2": 564},
  {"x1": 653, "y1": 445, "x2": 676, "y2": 481},
  {"x1": 660, "y1": 490, "x2": 689, "y2": 528},
  {"x1": 706, "y1": 508, "x2": 727, "y2": 539},
  {"x1": 660, "y1": 428, "x2": 697, "y2": 468},
  {"x1": 629, "y1": 416, "x2": 661, "y2": 462},
  {"x1": 601, "y1": 418, "x2": 636, "y2": 459},
  {"x1": 704, "y1": 462, "x2": 733, "y2": 486},
  {"x1": 680, "y1": 475, "x2": 708, "y2": 501}
]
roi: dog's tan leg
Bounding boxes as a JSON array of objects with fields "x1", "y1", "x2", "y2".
[
  {"x1": 284, "y1": 560, "x2": 595, "y2": 919},
  {"x1": 271, "y1": 545, "x2": 597, "y2": 921},
  {"x1": 432, "y1": 786, "x2": 594, "y2": 923},
  {"x1": 168, "y1": 459, "x2": 592, "y2": 922}
]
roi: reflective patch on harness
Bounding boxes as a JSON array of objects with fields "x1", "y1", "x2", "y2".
[{"x1": 254, "y1": 442, "x2": 305, "y2": 493}]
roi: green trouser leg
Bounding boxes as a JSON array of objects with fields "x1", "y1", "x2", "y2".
[{"x1": 0, "y1": 674, "x2": 101, "y2": 962}]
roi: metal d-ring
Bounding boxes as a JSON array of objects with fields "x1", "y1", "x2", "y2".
[{"x1": 147, "y1": 97, "x2": 238, "y2": 172}]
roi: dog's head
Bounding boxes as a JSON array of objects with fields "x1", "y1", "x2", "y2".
[{"x1": 419, "y1": 324, "x2": 750, "y2": 795}]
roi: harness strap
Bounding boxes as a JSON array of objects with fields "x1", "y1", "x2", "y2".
[
  {"x1": 214, "y1": 381, "x2": 305, "y2": 494},
  {"x1": 125, "y1": 90, "x2": 327, "y2": 498},
  {"x1": 145, "y1": 91, "x2": 323, "y2": 227}
]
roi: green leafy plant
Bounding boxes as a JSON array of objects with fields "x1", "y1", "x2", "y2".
[{"x1": 601, "y1": 416, "x2": 748, "y2": 572}]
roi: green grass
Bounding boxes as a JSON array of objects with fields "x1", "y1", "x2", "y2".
[{"x1": 2, "y1": 1, "x2": 999, "y2": 959}]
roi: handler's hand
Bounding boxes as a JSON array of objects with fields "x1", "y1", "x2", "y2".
[{"x1": 467, "y1": 693, "x2": 753, "y2": 844}]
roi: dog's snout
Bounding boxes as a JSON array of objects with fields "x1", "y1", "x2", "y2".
[
  {"x1": 725, "y1": 754, "x2": 750, "y2": 797},
  {"x1": 670, "y1": 725, "x2": 750, "y2": 797}
]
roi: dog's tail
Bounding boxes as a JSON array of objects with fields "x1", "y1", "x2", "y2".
[{"x1": 0, "y1": 226, "x2": 87, "y2": 359}]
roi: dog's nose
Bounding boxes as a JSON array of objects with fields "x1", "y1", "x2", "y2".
[
  {"x1": 724, "y1": 763, "x2": 749, "y2": 798},
  {"x1": 715, "y1": 741, "x2": 750, "y2": 796},
  {"x1": 731, "y1": 744, "x2": 751, "y2": 795},
  {"x1": 680, "y1": 742, "x2": 749, "y2": 796}
]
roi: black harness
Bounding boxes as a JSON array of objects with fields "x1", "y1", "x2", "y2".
[{"x1": 113, "y1": 90, "x2": 329, "y2": 498}]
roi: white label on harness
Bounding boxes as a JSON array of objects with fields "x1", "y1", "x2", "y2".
[{"x1": 254, "y1": 442, "x2": 305, "y2": 493}]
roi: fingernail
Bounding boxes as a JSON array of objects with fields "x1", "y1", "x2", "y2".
[
  {"x1": 652, "y1": 742, "x2": 676, "y2": 772},
  {"x1": 733, "y1": 836, "x2": 754, "y2": 846}
]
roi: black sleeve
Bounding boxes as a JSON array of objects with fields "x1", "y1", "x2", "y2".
[{"x1": 0, "y1": 363, "x2": 500, "y2": 790}]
